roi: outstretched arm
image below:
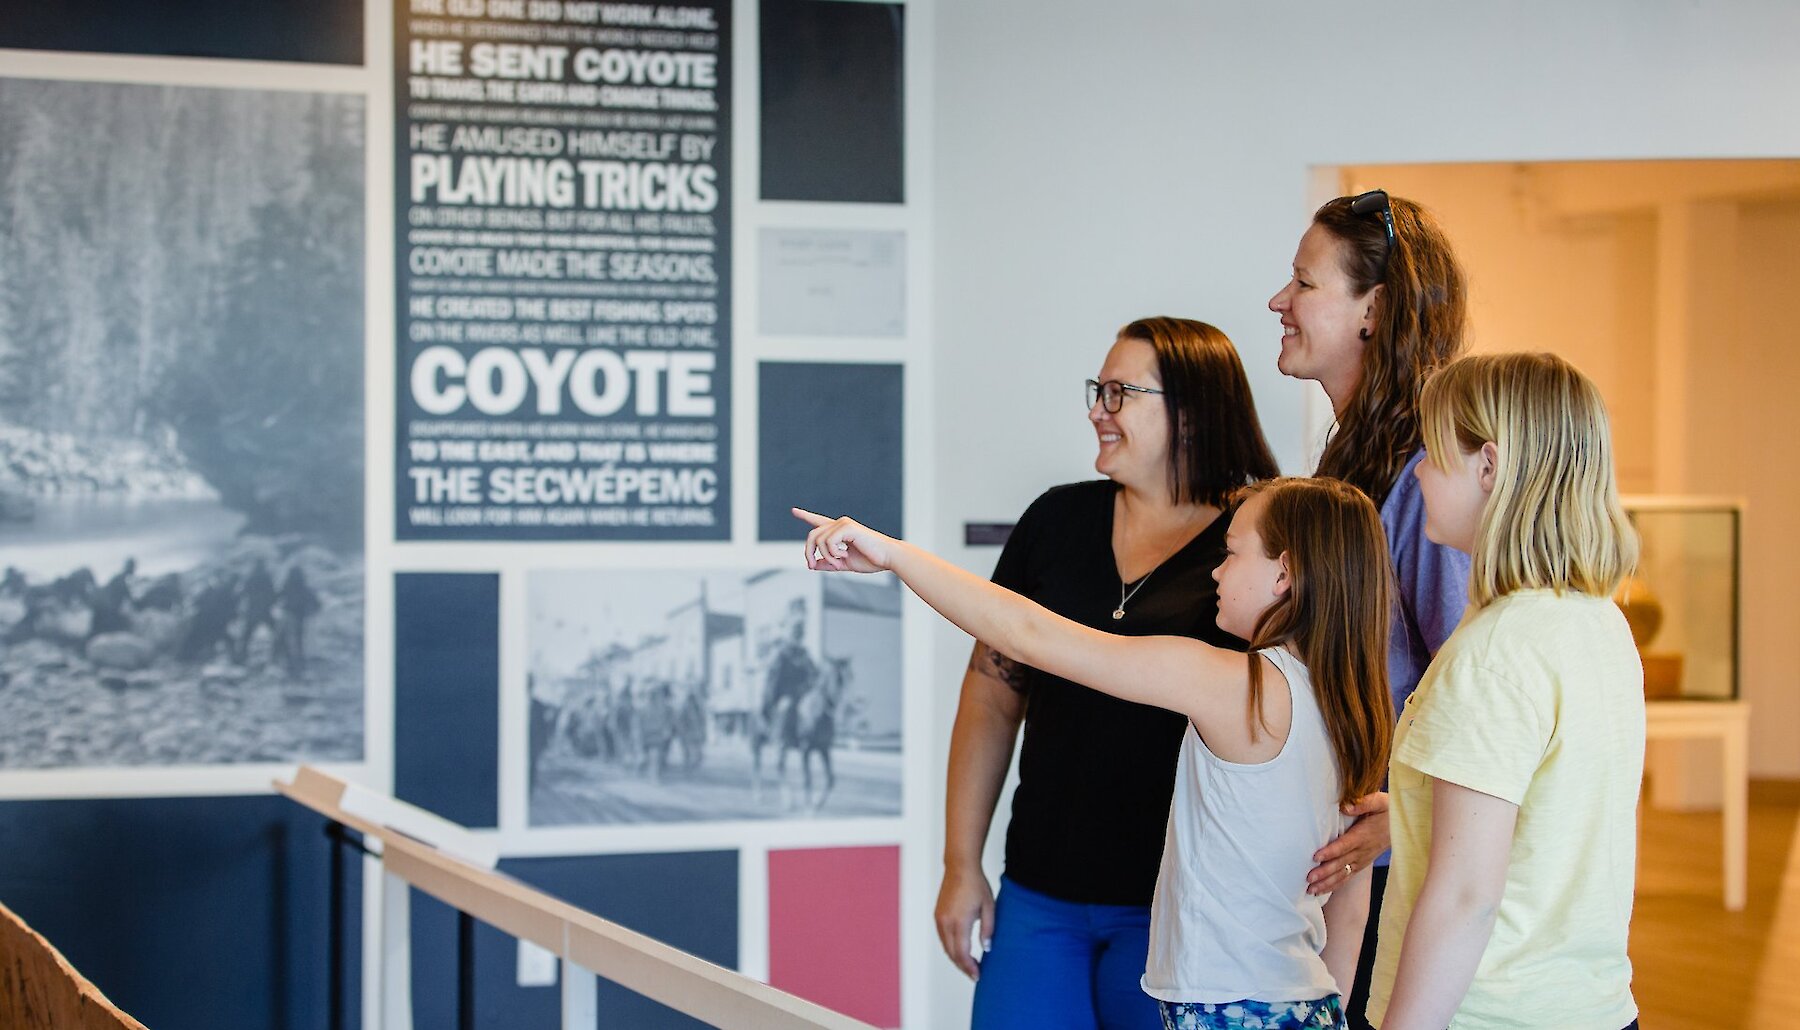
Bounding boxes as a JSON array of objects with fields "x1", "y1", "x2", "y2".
[{"x1": 796, "y1": 509, "x2": 1244, "y2": 723}]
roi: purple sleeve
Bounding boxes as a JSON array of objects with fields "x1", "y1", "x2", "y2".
[
  {"x1": 1381, "y1": 453, "x2": 1472, "y2": 698},
  {"x1": 1396, "y1": 507, "x2": 1471, "y2": 654}
]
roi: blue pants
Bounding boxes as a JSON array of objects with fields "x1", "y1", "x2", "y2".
[{"x1": 971, "y1": 877, "x2": 1161, "y2": 1030}]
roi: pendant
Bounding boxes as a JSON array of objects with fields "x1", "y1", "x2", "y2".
[{"x1": 1111, "y1": 608, "x2": 1125, "y2": 620}]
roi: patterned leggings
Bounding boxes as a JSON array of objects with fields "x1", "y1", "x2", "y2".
[{"x1": 1157, "y1": 995, "x2": 1345, "y2": 1030}]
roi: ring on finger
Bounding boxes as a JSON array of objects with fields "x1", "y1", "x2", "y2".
[{"x1": 1344, "y1": 862, "x2": 1353, "y2": 877}]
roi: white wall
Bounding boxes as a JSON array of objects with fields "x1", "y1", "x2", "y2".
[{"x1": 928, "y1": 2, "x2": 1800, "y2": 1023}]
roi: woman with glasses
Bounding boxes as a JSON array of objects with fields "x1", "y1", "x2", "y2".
[
  {"x1": 936, "y1": 316, "x2": 1279, "y2": 1030},
  {"x1": 1267, "y1": 192, "x2": 1472, "y2": 1030}
]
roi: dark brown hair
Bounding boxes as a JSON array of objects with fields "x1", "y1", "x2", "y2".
[
  {"x1": 1310, "y1": 195, "x2": 1468, "y2": 505},
  {"x1": 1118, "y1": 317, "x2": 1280, "y2": 507},
  {"x1": 1238, "y1": 477, "x2": 1394, "y2": 806}
]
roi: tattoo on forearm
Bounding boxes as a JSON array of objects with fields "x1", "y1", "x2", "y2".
[{"x1": 971, "y1": 642, "x2": 1030, "y2": 693}]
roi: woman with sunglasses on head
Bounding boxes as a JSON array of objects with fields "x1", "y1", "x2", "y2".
[
  {"x1": 936, "y1": 316, "x2": 1279, "y2": 1030},
  {"x1": 1267, "y1": 191, "x2": 1473, "y2": 1030}
]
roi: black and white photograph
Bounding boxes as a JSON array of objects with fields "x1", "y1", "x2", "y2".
[
  {"x1": 0, "y1": 79, "x2": 366, "y2": 769},
  {"x1": 528, "y1": 568, "x2": 903, "y2": 825}
]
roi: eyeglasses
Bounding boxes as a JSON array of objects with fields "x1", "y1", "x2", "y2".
[
  {"x1": 1350, "y1": 188, "x2": 1396, "y2": 276},
  {"x1": 1085, "y1": 378, "x2": 1164, "y2": 413}
]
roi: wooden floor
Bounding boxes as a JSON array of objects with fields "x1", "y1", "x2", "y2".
[{"x1": 1631, "y1": 786, "x2": 1800, "y2": 1028}]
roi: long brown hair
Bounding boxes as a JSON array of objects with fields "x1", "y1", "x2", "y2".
[
  {"x1": 1238, "y1": 478, "x2": 1394, "y2": 806},
  {"x1": 1311, "y1": 194, "x2": 1468, "y2": 505},
  {"x1": 1118, "y1": 317, "x2": 1280, "y2": 506}
]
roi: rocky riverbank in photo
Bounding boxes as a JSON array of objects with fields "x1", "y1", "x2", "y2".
[{"x1": 0, "y1": 535, "x2": 363, "y2": 768}]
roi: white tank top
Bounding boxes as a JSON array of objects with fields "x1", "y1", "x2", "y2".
[{"x1": 1141, "y1": 646, "x2": 1350, "y2": 1003}]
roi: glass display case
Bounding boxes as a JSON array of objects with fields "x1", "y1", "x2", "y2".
[{"x1": 1616, "y1": 497, "x2": 1740, "y2": 701}]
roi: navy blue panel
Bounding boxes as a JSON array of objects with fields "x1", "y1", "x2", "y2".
[
  {"x1": 0, "y1": 795, "x2": 362, "y2": 1030},
  {"x1": 760, "y1": 0, "x2": 905, "y2": 203},
  {"x1": 0, "y1": 0, "x2": 363, "y2": 65},
  {"x1": 760, "y1": 362, "x2": 904, "y2": 541},
  {"x1": 395, "y1": 573, "x2": 500, "y2": 828},
  {"x1": 410, "y1": 850, "x2": 738, "y2": 1030}
]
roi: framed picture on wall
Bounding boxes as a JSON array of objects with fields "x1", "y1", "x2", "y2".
[
  {"x1": 0, "y1": 79, "x2": 366, "y2": 770},
  {"x1": 527, "y1": 568, "x2": 902, "y2": 825}
]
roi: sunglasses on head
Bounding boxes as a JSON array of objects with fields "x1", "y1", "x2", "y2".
[{"x1": 1350, "y1": 188, "x2": 1396, "y2": 277}]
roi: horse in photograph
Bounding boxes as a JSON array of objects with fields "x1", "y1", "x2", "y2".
[
  {"x1": 752, "y1": 656, "x2": 849, "y2": 813},
  {"x1": 781, "y1": 656, "x2": 849, "y2": 811}
]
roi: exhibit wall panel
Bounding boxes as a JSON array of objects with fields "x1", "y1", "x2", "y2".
[
  {"x1": 0, "y1": 0, "x2": 935, "y2": 1026},
  {"x1": 0, "y1": 10, "x2": 381, "y2": 1027}
]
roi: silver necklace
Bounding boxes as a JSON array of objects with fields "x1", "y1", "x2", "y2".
[
  {"x1": 1112, "y1": 498, "x2": 1207, "y2": 621},
  {"x1": 1114, "y1": 570, "x2": 1153, "y2": 621}
]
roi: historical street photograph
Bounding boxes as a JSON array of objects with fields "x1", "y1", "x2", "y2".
[{"x1": 528, "y1": 568, "x2": 903, "y2": 825}]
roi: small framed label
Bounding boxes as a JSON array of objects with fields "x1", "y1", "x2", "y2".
[{"x1": 964, "y1": 523, "x2": 1016, "y2": 547}]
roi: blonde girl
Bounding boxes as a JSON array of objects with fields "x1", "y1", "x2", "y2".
[
  {"x1": 1369, "y1": 352, "x2": 1643, "y2": 1030},
  {"x1": 798, "y1": 477, "x2": 1392, "y2": 1030}
]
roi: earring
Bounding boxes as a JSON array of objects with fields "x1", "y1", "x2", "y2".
[{"x1": 1357, "y1": 328, "x2": 1372, "y2": 341}]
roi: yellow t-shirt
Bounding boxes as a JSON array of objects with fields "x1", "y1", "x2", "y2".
[{"x1": 1368, "y1": 589, "x2": 1644, "y2": 1030}]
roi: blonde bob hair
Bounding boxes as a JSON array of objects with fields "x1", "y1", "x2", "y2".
[{"x1": 1419, "y1": 352, "x2": 1637, "y2": 609}]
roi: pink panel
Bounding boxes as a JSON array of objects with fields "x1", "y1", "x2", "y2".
[{"x1": 768, "y1": 845, "x2": 901, "y2": 1028}]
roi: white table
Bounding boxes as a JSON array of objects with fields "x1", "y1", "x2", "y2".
[{"x1": 1644, "y1": 699, "x2": 1750, "y2": 910}]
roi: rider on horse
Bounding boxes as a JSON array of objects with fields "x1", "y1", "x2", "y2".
[{"x1": 762, "y1": 619, "x2": 817, "y2": 742}]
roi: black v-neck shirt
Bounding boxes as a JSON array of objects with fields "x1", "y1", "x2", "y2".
[{"x1": 991, "y1": 480, "x2": 1246, "y2": 906}]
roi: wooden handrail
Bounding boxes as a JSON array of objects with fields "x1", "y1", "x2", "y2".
[
  {"x1": 277, "y1": 766, "x2": 878, "y2": 1030},
  {"x1": 0, "y1": 899, "x2": 149, "y2": 1030}
]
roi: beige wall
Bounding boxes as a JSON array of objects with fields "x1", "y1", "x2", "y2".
[
  {"x1": 1354, "y1": 165, "x2": 1659, "y2": 481},
  {"x1": 1729, "y1": 198, "x2": 1800, "y2": 778},
  {"x1": 1336, "y1": 161, "x2": 1800, "y2": 782}
]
